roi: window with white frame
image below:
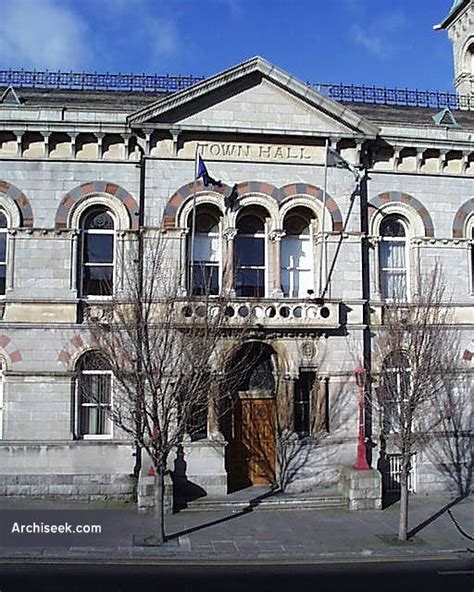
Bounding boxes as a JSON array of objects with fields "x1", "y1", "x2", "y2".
[
  {"x1": 379, "y1": 216, "x2": 408, "y2": 301},
  {"x1": 80, "y1": 207, "x2": 115, "y2": 297},
  {"x1": 382, "y1": 350, "x2": 411, "y2": 434},
  {"x1": 76, "y1": 351, "x2": 112, "y2": 438},
  {"x1": 0, "y1": 212, "x2": 8, "y2": 296},
  {"x1": 188, "y1": 207, "x2": 221, "y2": 296},
  {"x1": 281, "y1": 210, "x2": 313, "y2": 298},
  {"x1": 0, "y1": 360, "x2": 4, "y2": 439},
  {"x1": 234, "y1": 212, "x2": 266, "y2": 297},
  {"x1": 471, "y1": 226, "x2": 474, "y2": 293}
]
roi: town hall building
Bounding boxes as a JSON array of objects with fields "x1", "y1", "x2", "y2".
[{"x1": 0, "y1": 0, "x2": 472, "y2": 506}]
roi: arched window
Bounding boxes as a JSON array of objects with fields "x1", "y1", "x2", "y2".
[
  {"x1": 0, "y1": 212, "x2": 7, "y2": 296},
  {"x1": 379, "y1": 216, "x2": 408, "y2": 301},
  {"x1": 79, "y1": 208, "x2": 115, "y2": 297},
  {"x1": 382, "y1": 351, "x2": 411, "y2": 434},
  {"x1": 76, "y1": 351, "x2": 112, "y2": 438},
  {"x1": 281, "y1": 210, "x2": 313, "y2": 298},
  {"x1": 0, "y1": 359, "x2": 4, "y2": 439},
  {"x1": 234, "y1": 212, "x2": 266, "y2": 297},
  {"x1": 188, "y1": 207, "x2": 221, "y2": 295}
]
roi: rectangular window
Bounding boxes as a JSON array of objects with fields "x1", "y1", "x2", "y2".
[
  {"x1": 0, "y1": 233, "x2": 6, "y2": 296},
  {"x1": 192, "y1": 234, "x2": 220, "y2": 295},
  {"x1": 380, "y1": 241, "x2": 407, "y2": 300},
  {"x1": 78, "y1": 372, "x2": 112, "y2": 437},
  {"x1": 294, "y1": 372, "x2": 315, "y2": 437}
]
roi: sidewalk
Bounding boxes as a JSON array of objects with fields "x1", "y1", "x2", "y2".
[{"x1": 0, "y1": 494, "x2": 472, "y2": 564}]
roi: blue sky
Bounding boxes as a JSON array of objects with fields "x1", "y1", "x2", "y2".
[{"x1": 0, "y1": 0, "x2": 457, "y2": 92}]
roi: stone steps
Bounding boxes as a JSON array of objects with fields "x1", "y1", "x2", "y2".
[{"x1": 179, "y1": 493, "x2": 347, "y2": 512}]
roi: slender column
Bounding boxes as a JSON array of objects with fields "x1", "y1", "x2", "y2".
[
  {"x1": 222, "y1": 227, "x2": 237, "y2": 294},
  {"x1": 269, "y1": 229, "x2": 285, "y2": 297},
  {"x1": 207, "y1": 381, "x2": 224, "y2": 441},
  {"x1": 277, "y1": 375, "x2": 295, "y2": 432}
]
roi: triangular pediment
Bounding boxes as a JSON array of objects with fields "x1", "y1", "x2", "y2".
[{"x1": 128, "y1": 57, "x2": 379, "y2": 137}]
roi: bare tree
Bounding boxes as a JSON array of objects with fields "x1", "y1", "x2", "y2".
[
  {"x1": 373, "y1": 263, "x2": 462, "y2": 541},
  {"x1": 86, "y1": 232, "x2": 249, "y2": 545}
]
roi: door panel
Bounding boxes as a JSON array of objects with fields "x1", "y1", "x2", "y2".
[{"x1": 226, "y1": 397, "x2": 276, "y2": 490}]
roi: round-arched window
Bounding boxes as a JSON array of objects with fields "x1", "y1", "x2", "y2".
[
  {"x1": 234, "y1": 212, "x2": 267, "y2": 297},
  {"x1": 188, "y1": 207, "x2": 221, "y2": 296},
  {"x1": 379, "y1": 215, "x2": 408, "y2": 301},
  {"x1": 80, "y1": 207, "x2": 115, "y2": 297},
  {"x1": 0, "y1": 212, "x2": 7, "y2": 296},
  {"x1": 281, "y1": 210, "x2": 313, "y2": 298}
]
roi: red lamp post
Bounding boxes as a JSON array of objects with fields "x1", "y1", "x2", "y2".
[{"x1": 354, "y1": 365, "x2": 370, "y2": 471}]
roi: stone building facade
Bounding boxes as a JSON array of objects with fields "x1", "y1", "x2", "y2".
[{"x1": 0, "y1": 1, "x2": 472, "y2": 503}]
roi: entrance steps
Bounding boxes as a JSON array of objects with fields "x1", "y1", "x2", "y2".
[{"x1": 178, "y1": 486, "x2": 347, "y2": 512}]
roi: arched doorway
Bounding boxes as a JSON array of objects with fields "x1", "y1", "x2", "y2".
[{"x1": 222, "y1": 342, "x2": 277, "y2": 492}]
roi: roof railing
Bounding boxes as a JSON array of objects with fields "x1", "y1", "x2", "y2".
[{"x1": 0, "y1": 69, "x2": 472, "y2": 110}]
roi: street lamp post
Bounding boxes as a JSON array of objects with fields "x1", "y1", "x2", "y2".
[{"x1": 354, "y1": 365, "x2": 370, "y2": 471}]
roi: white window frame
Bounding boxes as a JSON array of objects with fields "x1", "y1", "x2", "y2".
[
  {"x1": 281, "y1": 216, "x2": 313, "y2": 299},
  {"x1": 234, "y1": 215, "x2": 267, "y2": 298},
  {"x1": 0, "y1": 360, "x2": 4, "y2": 439},
  {"x1": 190, "y1": 212, "x2": 222, "y2": 297},
  {"x1": 379, "y1": 217, "x2": 409, "y2": 302},
  {"x1": 76, "y1": 367, "x2": 113, "y2": 439},
  {"x1": 0, "y1": 211, "x2": 8, "y2": 298},
  {"x1": 80, "y1": 209, "x2": 116, "y2": 300}
]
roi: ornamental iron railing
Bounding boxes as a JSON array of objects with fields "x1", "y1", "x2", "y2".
[
  {"x1": 314, "y1": 82, "x2": 472, "y2": 110},
  {"x1": 0, "y1": 69, "x2": 205, "y2": 93},
  {"x1": 0, "y1": 69, "x2": 472, "y2": 110}
]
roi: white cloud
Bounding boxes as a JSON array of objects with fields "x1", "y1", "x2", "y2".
[
  {"x1": 0, "y1": 0, "x2": 92, "y2": 69},
  {"x1": 351, "y1": 10, "x2": 408, "y2": 60}
]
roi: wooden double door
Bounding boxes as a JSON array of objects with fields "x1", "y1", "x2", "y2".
[{"x1": 225, "y1": 396, "x2": 276, "y2": 491}]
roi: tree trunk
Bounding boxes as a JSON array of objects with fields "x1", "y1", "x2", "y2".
[
  {"x1": 398, "y1": 460, "x2": 409, "y2": 542},
  {"x1": 153, "y1": 467, "x2": 165, "y2": 545}
]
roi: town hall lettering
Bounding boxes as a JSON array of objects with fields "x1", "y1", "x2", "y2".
[{"x1": 198, "y1": 142, "x2": 314, "y2": 162}]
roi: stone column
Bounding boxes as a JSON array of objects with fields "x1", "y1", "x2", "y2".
[
  {"x1": 277, "y1": 374, "x2": 295, "y2": 432},
  {"x1": 269, "y1": 230, "x2": 285, "y2": 297},
  {"x1": 312, "y1": 376, "x2": 328, "y2": 436},
  {"x1": 222, "y1": 227, "x2": 237, "y2": 294},
  {"x1": 207, "y1": 381, "x2": 224, "y2": 441}
]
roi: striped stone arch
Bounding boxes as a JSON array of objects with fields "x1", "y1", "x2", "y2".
[
  {"x1": 368, "y1": 191, "x2": 434, "y2": 237},
  {"x1": 55, "y1": 181, "x2": 139, "y2": 230},
  {"x1": 163, "y1": 180, "x2": 343, "y2": 231},
  {"x1": 0, "y1": 180, "x2": 33, "y2": 227},
  {"x1": 163, "y1": 180, "x2": 230, "y2": 229},
  {"x1": 279, "y1": 183, "x2": 343, "y2": 232},
  {"x1": 452, "y1": 198, "x2": 474, "y2": 238},
  {"x1": 0, "y1": 334, "x2": 23, "y2": 366}
]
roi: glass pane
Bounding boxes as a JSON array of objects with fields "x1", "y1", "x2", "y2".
[
  {"x1": 83, "y1": 266, "x2": 113, "y2": 296},
  {"x1": 234, "y1": 236, "x2": 264, "y2": 266},
  {"x1": 284, "y1": 215, "x2": 309, "y2": 236},
  {"x1": 281, "y1": 236, "x2": 311, "y2": 269},
  {"x1": 237, "y1": 215, "x2": 264, "y2": 234},
  {"x1": 80, "y1": 405, "x2": 98, "y2": 435},
  {"x1": 194, "y1": 234, "x2": 220, "y2": 262},
  {"x1": 192, "y1": 264, "x2": 219, "y2": 295},
  {"x1": 0, "y1": 264, "x2": 5, "y2": 296},
  {"x1": 380, "y1": 217, "x2": 405, "y2": 237},
  {"x1": 382, "y1": 271, "x2": 407, "y2": 300},
  {"x1": 195, "y1": 213, "x2": 219, "y2": 233},
  {"x1": 0, "y1": 234, "x2": 6, "y2": 262},
  {"x1": 0, "y1": 213, "x2": 7, "y2": 229},
  {"x1": 83, "y1": 209, "x2": 114, "y2": 230},
  {"x1": 235, "y1": 268, "x2": 265, "y2": 297},
  {"x1": 84, "y1": 234, "x2": 114, "y2": 264},
  {"x1": 248, "y1": 358, "x2": 275, "y2": 390}
]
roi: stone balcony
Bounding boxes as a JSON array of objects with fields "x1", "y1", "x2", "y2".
[{"x1": 179, "y1": 298, "x2": 341, "y2": 329}]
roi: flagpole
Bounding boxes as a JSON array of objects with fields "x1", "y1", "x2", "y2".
[
  {"x1": 189, "y1": 145, "x2": 199, "y2": 294},
  {"x1": 319, "y1": 138, "x2": 329, "y2": 298}
]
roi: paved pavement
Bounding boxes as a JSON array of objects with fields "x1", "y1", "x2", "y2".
[{"x1": 0, "y1": 494, "x2": 472, "y2": 564}]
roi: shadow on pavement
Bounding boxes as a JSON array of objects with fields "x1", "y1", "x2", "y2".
[
  {"x1": 166, "y1": 487, "x2": 278, "y2": 542},
  {"x1": 407, "y1": 494, "x2": 467, "y2": 540}
]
